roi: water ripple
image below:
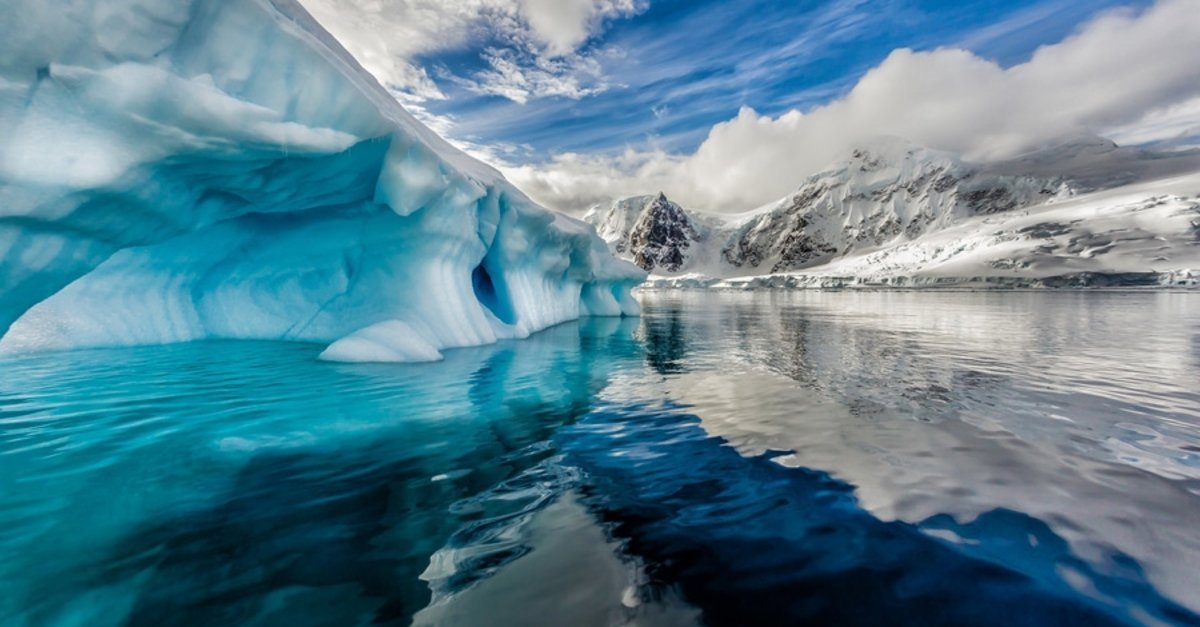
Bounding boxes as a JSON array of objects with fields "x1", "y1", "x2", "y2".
[{"x1": 1, "y1": 293, "x2": 1198, "y2": 625}]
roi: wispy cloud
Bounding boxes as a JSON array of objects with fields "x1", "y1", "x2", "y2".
[
  {"x1": 1104, "y1": 95, "x2": 1200, "y2": 147},
  {"x1": 296, "y1": 0, "x2": 1196, "y2": 215},
  {"x1": 434, "y1": 0, "x2": 899, "y2": 157},
  {"x1": 297, "y1": 0, "x2": 645, "y2": 104},
  {"x1": 503, "y1": 0, "x2": 1200, "y2": 213},
  {"x1": 951, "y1": 0, "x2": 1081, "y2": 52},
  {"x1": 454, "y1": 46, "x2": 609, "y2": 104}
]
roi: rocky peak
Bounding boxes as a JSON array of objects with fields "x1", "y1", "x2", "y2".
[
  {"x1": 720, "y1": 140, "x2": 1068, "y2": 273},
  {"x1": 629, "y1": 193, "x2": 699, "y2": 272},
  {"x1": 587, "y1": 136, "x2": 1131, "y2": 280}
]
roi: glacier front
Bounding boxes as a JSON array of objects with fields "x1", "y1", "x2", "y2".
[{"x1": 0, "y1": 0, "x2": 643, "y2": 361}]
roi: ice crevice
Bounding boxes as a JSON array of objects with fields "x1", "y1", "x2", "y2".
[{"x1": 0, "y1": 0, "x2": 643, "y2": 362}]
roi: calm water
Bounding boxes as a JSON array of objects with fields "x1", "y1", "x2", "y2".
[{"x1": 1, "y1": 291, "x2": 1199, "y2": 626}]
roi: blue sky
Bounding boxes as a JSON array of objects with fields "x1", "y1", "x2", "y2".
[
  {"x1": 410, "y1": 0, "x2": 1151, "y2": 160},
  {"x1": 303, "y1": 0, "x2": 1198, "y2": 212}
]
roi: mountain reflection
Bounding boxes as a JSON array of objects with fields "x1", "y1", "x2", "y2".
[{"x1": 2, "y1": 293, "x2": 1198, "y2": 625}]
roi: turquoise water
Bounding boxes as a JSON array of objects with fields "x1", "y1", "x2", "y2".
[{"x1": 1, "y1": 292, "x2": 1199, "y2": 626}]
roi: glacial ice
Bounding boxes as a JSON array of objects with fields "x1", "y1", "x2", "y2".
[
  {"x1": 319, "y1": 320, "x2": 443, "y2": 364},
  {"x1": 0, "y1": 0, "x2": 643, "y2": 361}
]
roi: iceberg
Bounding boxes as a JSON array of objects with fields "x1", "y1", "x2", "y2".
[{"x1": 0, "y1": 0, "x2": 643, "y2": 361}]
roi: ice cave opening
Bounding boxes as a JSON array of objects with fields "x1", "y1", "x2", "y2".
[{"x1": 472, "y1": 263, "x2": 517, "y2": 326}]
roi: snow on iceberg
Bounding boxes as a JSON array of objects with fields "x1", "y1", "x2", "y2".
[{"x1": 0, "y1": 0, "x2": 643, "y2": 361}]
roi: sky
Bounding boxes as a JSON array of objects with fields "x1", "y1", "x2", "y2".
[{"x1": 298, "y1": 0, "x2": 1200, "y2": 213}]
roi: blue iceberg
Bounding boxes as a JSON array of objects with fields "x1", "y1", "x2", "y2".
[{"x1": 0, "y1": 0, "x2": 643, "y2": 361}]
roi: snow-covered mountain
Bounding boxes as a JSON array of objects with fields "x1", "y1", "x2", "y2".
[
  {"x1": 0, "y1": 0, "x2": 642, "y2": 362},
  {"x1": 586, "y1": 192, "x2": 720, "y2": 272},
  {"x1": 585, "y1": 137, "x2": 1200, "y2": 287}
]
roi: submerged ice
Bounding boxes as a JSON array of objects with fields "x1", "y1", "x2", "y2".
[{"x1": 0, "y1": 0, "x2": 642, "y2": 361}]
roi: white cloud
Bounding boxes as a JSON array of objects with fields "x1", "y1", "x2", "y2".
[
  {"x1": 460, "y1": 46, "x2": 609, "y2": 104},
  {"x1": 296, "y1": 0, "x2": 476, "y2": 100},
  {"x1": 297, "y1": 0, "x2": 643, "y2": 104},
  {"x1": 520, "y1": 0, "x2": 641, "y2": 57},
  {"x1": 1104, "y1": 96, "x2": 1200, "y2": 147},
  {"x1": 504, "y1": 0, "x2": 1200, "y2": 213}
]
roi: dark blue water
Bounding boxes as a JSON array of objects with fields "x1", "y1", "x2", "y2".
[{"x1": 2, "y1": 292, "x2": 1199, "y2": 626}]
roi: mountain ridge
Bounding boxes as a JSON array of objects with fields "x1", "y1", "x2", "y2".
[{"x1": 584, "y1": 136, "x2": 1200, "y2": 286}]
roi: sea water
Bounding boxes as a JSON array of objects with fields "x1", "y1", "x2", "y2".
[{"x1": 1, "y1": 291, "x2": 1198, "y2": 626}]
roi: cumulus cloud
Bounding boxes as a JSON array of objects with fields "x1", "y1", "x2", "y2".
[
  {"x1": 503, "y1": 0, "x2": 1200, "y2": 213},
  {"x1": 297, "y1": 0, "x2": 642, "y2": 104}
]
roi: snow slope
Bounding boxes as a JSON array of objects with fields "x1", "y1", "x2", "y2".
[
  {"x1": 646, "y1": 174, "x2": 1200, "y2": 289},
  {"x1": 587, "y1": 137, "x2": 1200, "y2": 288},
  {"x1": 734, "y1": 173, "x2": 1200, "y2": 288},
  {"x1": 0, "y1": 0, "x2": 642, "y2": 361}
]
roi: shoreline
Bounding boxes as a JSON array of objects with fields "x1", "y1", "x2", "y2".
[{"x1": 636, "y1": 269, "x2": 1200, "y2": 292}]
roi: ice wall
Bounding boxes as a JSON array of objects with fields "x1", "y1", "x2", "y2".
[{"x1": 0, "y1": 0, "x2": 643, "y2": 361}]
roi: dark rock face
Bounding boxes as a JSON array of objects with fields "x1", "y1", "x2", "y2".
[
  {"x1": 721, "y1": 236, "x2": 765, "y2": 269},
  {"x1": 961, "y1": 187, "x2": 1021, "y2": 215},
  {"x1": 629, "y1": 193, "x2": 699, "y2": 272},
  {"x1": 772, "y1": 229, "x2": 839, "y2": 273},
  {"x1": 722, "y1": 185, "x2": 840, "y2": 272},
  {"x1": 723, "y1": 213, "x2": 839, "y2": 273},
  {"x1": 1018, "y1": 222, "x2": 1077, "y2": 239},
  {"x1": 719, "y1": 147, "x2": 1068, "y2": 273},
  {"x1": 592, "y1": 142, "x2": 1076, "y2": 279}
]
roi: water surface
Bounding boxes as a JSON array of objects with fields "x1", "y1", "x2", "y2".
[{"x1": 1, "y1": 291, "x2": 1198, "y2": 625}]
